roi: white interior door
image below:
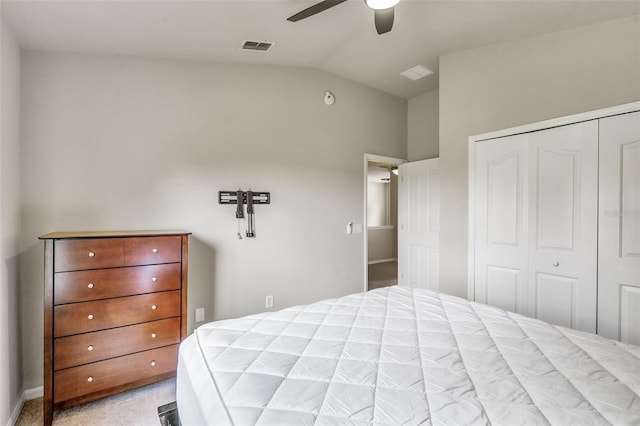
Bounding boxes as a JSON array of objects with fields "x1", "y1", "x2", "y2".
[
  {"x1": 473, "y1": 121, "x2": 598, "y2": 332},
  {"x1": 598, "y1": 111, "x2": 640, "y2": 343},
  {"x1": 528, "y1": 122, "x2": 598, "y2": 332},
  {"x1": 398, "y1": 158, "x2": 440, "y2": 290},
  {"x1": 473, "y1": 134, "x2": 529, "y2": 315}
]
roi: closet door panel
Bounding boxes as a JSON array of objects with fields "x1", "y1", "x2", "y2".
[
  {"x1": 536, "y1": 149, "x2": 578, "y2": 251},
  {"x1": 474, "y1": 134, "x2": 529, "y2": 315},
  {"x1": 620, "y1": 286, "x2": 640, "y2": 345},
  {"x1": 535, "y1": 273, "x2": 576, "y2": 329},
  {"x1": 529, "y1": 121, "x2": 598, "y2": 333},
  {"x1": 621, "y1": 141, "x2": 640, "y2": 257},
  {"x1": 485, "y1": 266, "x2": 521, "y2": 313},
  {"x1": 599, "y1": 111, "x2": 640, "y2": 341}
]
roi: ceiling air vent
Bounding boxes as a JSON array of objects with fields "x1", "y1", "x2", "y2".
[
  {"x1": 240, "y1": 40, "x2": 275, "y2": 52},
  {"x1": 400, "y1": 65, "x2": 433, "y2": 81}
]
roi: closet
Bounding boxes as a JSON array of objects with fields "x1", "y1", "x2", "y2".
[{"x1": 469, "y1": 102, "x2": 640, "y2": 342}]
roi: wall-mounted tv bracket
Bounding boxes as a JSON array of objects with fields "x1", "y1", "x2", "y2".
[{"x1": 219, "y1": 190, "x2": 270, "y2": 238}]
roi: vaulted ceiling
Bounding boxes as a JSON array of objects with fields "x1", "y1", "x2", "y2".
[{"x1": 2, "y1": 1, "x2": 639, "y2": 99}]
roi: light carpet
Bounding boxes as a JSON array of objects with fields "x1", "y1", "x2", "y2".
[
  {"x1": 368, "y1": 260, "x2": 397, "y2": 290},
  {"x1": 16, "y1": 379, "x2": 176, "y2": 426}
]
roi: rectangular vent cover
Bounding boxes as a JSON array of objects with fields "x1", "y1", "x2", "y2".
[{"x1": 240, "y1": 40, "x2": 275, "y2": 52}]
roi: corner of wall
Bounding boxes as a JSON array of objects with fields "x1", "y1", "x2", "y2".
[
  {"x1": 1, "y1": 16, "x2": 24, "y2": 426},
  {"x1": 407, "y1": 89, "x2": 439, "y2": 161}
]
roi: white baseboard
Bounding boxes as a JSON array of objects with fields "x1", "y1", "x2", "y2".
[
  {"x1": 24, "y1": 386, "x2": 43, "y2": 400},
  {"x1": 7, "y1": 386, "x2": 43, "y2": 426},
  {"x1": 8, "y1": 393, "x2": 24, "y2": 426},
  {"x1": 368, "y1": 258, "x2": 397, "y2": 265}
]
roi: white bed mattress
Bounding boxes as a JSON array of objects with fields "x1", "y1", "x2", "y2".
[{"x1": 177, "y1": 286, "x2": 640, "y2": 425}]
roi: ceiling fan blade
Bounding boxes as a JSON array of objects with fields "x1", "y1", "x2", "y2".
[
  {"x1": 287, "y1": 0, "x2": 348, "y2": 22},
  {"x1": 374, "y1": 7, "x2": 394, "y2": 34}
]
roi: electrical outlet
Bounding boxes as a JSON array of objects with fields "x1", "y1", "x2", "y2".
[
  {"x1": 195, "y1": 307, "x2": 205, "y2": 322},
  {"x1": 265, "y1": 295, "x2": 274, "y2": 309}
]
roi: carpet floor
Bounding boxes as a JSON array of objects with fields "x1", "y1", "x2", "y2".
[
  {"x1": 16, "y1": 379, "x2": 176, "y2": 426},
  {"x1": 368, "y1": 260, "x2": 398, "y2": 290}
]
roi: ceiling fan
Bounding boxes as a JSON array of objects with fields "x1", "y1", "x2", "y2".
[{"x1": 287, "y1": 0, "x2": 400, "y2": 35}]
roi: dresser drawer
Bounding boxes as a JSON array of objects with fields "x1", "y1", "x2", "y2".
[
  {"x1": 124, "y1": 236, "x2": 182, "y2": 266},
  {"x1": 55, "y1": 238, "x2": 124, "y2": 272},
  {"x1": 54, "y1": 264, "x2": 181, "y2": 304},
  {"x1": 53, "y1": 344, "x2": 178, "y2": 403},
  {"x1": 54, "y1": 318, "x2": 180, "y2": 370},
  {"x1": 54, "y1": 291, "x2": 181, "y2": 337}
]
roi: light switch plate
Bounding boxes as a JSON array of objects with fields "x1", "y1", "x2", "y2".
[{"x1": 195, "y1": 308, "x2": 205, "y2": 322}]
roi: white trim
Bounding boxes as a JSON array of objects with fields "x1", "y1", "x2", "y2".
[
  {"x1": 8, "y1": 386, "x2": 43, "y2": 426},
  {"x1": 367, "y1": 225, "x2": 394, "y2": 230},
  {"x1": 467, "y1": 100, "x2": 640, "y2": 305},
  {"x1": 24, "y1": 386, "x2": 43, "y2": 400},
  {"x1": 368, "y1": 258, "x2": 397, "y2": 265},
  {"x1": 468, "y1": 138, "x2": 476, "y2": 301},
  {"x1": 364, "y1": 153, "x2": 406, "y2": 293},
  {"x1": 470, "y1": 101, "x2": 640, "y2": 144},
  {"x1": 8, "y1": 394, "x2": 24, "y2": 426}
]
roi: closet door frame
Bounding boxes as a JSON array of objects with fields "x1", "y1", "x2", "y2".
[{"x1": 468, "y1": 101, "x2": 640, "y2": 301}]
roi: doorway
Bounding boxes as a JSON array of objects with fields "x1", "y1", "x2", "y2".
[{"x1": 364, "y1": 154, "x2": 405, "y2": 292}]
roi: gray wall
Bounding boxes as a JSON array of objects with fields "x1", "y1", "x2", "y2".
[
  {"x1": 367, "y1": 227, "x2": 395, "y2": 262},
  {"x1": 439, "y1": 15, "x2": 640, "y2": 297},
  {"x1": 0, "y1": 18, "x2": 23, "y2": 425},
  {"x1": 408, "y1": 89, "x2": 439, "y2": 161},
  {"x1": 19, "y1": 51, "x2": 407, "y2": 389},
  {"x1": 367, "y1": 182, "x2": 388, "y2": 227}
]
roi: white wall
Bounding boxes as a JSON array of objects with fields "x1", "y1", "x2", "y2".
[
  {"x1": 367, "y1": 182, "x2": 388, "y2": 226},
  {"x1": 0, "y1": 18, "x2": 23, "y2": 425},
  {"x1": 408, "y1": 89, "x2": 439, "y2": 161},
  {"x1": 367, "y1": 228, "x2": 395, "y2": 262},
  {"x1": 19, "y1": 51, "x2": 407, "y2": 389},
  {"x1": 367, "y1": 172, "x2": 398, "y2": 262},
  {"x1": 439, "y1": 15, "x2": 640, "y2": 297}
]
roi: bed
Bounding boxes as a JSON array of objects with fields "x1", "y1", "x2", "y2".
[{"x1": 176, "y1": 286, "x2": 640, "y2": 425}]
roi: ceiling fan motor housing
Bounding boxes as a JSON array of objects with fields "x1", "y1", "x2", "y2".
[{"x1": 287, "y1": 0, "x2": 398, "y2": 35}]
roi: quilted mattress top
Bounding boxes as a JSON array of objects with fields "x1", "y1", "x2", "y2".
[{"x1": 184, "y1": 286, "x2": 640, "y2": 425}]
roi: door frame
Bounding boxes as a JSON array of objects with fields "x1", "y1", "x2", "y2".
[
  {"x1": 468, "y1": 100, "x2": 640, "y2": 302},
  {"x1": 363, "y1": 153, "x2": 406, "y2": 292}
]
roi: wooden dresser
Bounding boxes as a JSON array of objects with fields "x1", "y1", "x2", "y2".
[{"x1": 39, "y1": 230, "x2": 190, "y2": 426}]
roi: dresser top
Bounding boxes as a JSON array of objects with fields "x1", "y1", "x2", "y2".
[{"x1": 39, "y1": 230, "x2": 191, "y2": 240}]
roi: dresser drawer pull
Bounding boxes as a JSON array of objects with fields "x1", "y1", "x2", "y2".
[
  {"x1": 87, "y1": 376, "x2": 94, "y2": 383},
  {"x1": 151, "y1": 333, "x2": 157, "y2": 338},
  {"x1": 152, "y1": 277, "x2": 158, "y2": 282},
  {"x1": 152, "y1": 248, "x2": 159, "y2": 253},
  {"x1": 87, "y1": 345, "x2": 94, "y2": 351},
  {"x1": 150, "y1": 360, "x2": 157, "y2": 367},
  {"x1": 151, "y1": 305, "x2": 157, "y2": 310},
  {"x1": 88, "y1": 251, "x2": 95, "y2": 257},
  {"x1": 88, "y1": 314, "x2": 94, "y2": 320},
  {"x1": 87, "y1": 283, "x2": 94, "y2": 289}
]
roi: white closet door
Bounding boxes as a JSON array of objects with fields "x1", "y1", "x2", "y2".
[
  {"x1": 528, "y1": 121, "x2": 598, "y2": 332},
  {"x1": 474, "y1": 135, "x2": 529, "y2": 315},
  {"x1": 598, "y1": 111, "x2": 640, "y2": 343},
  {"x1": 398, "y1": 158, "x2": 440, "y2": 290},
  {"x1": 474, "y1": 122, "x2": 598, "y2": 331}
]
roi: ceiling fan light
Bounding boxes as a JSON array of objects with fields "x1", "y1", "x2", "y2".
[{"x1": 365, "y1": 0, "x2": 399, "y2": 10}]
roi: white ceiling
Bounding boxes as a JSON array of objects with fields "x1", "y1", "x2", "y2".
[{"x1": 2, "y1": 0, "x2": 639, "y2": 99}]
